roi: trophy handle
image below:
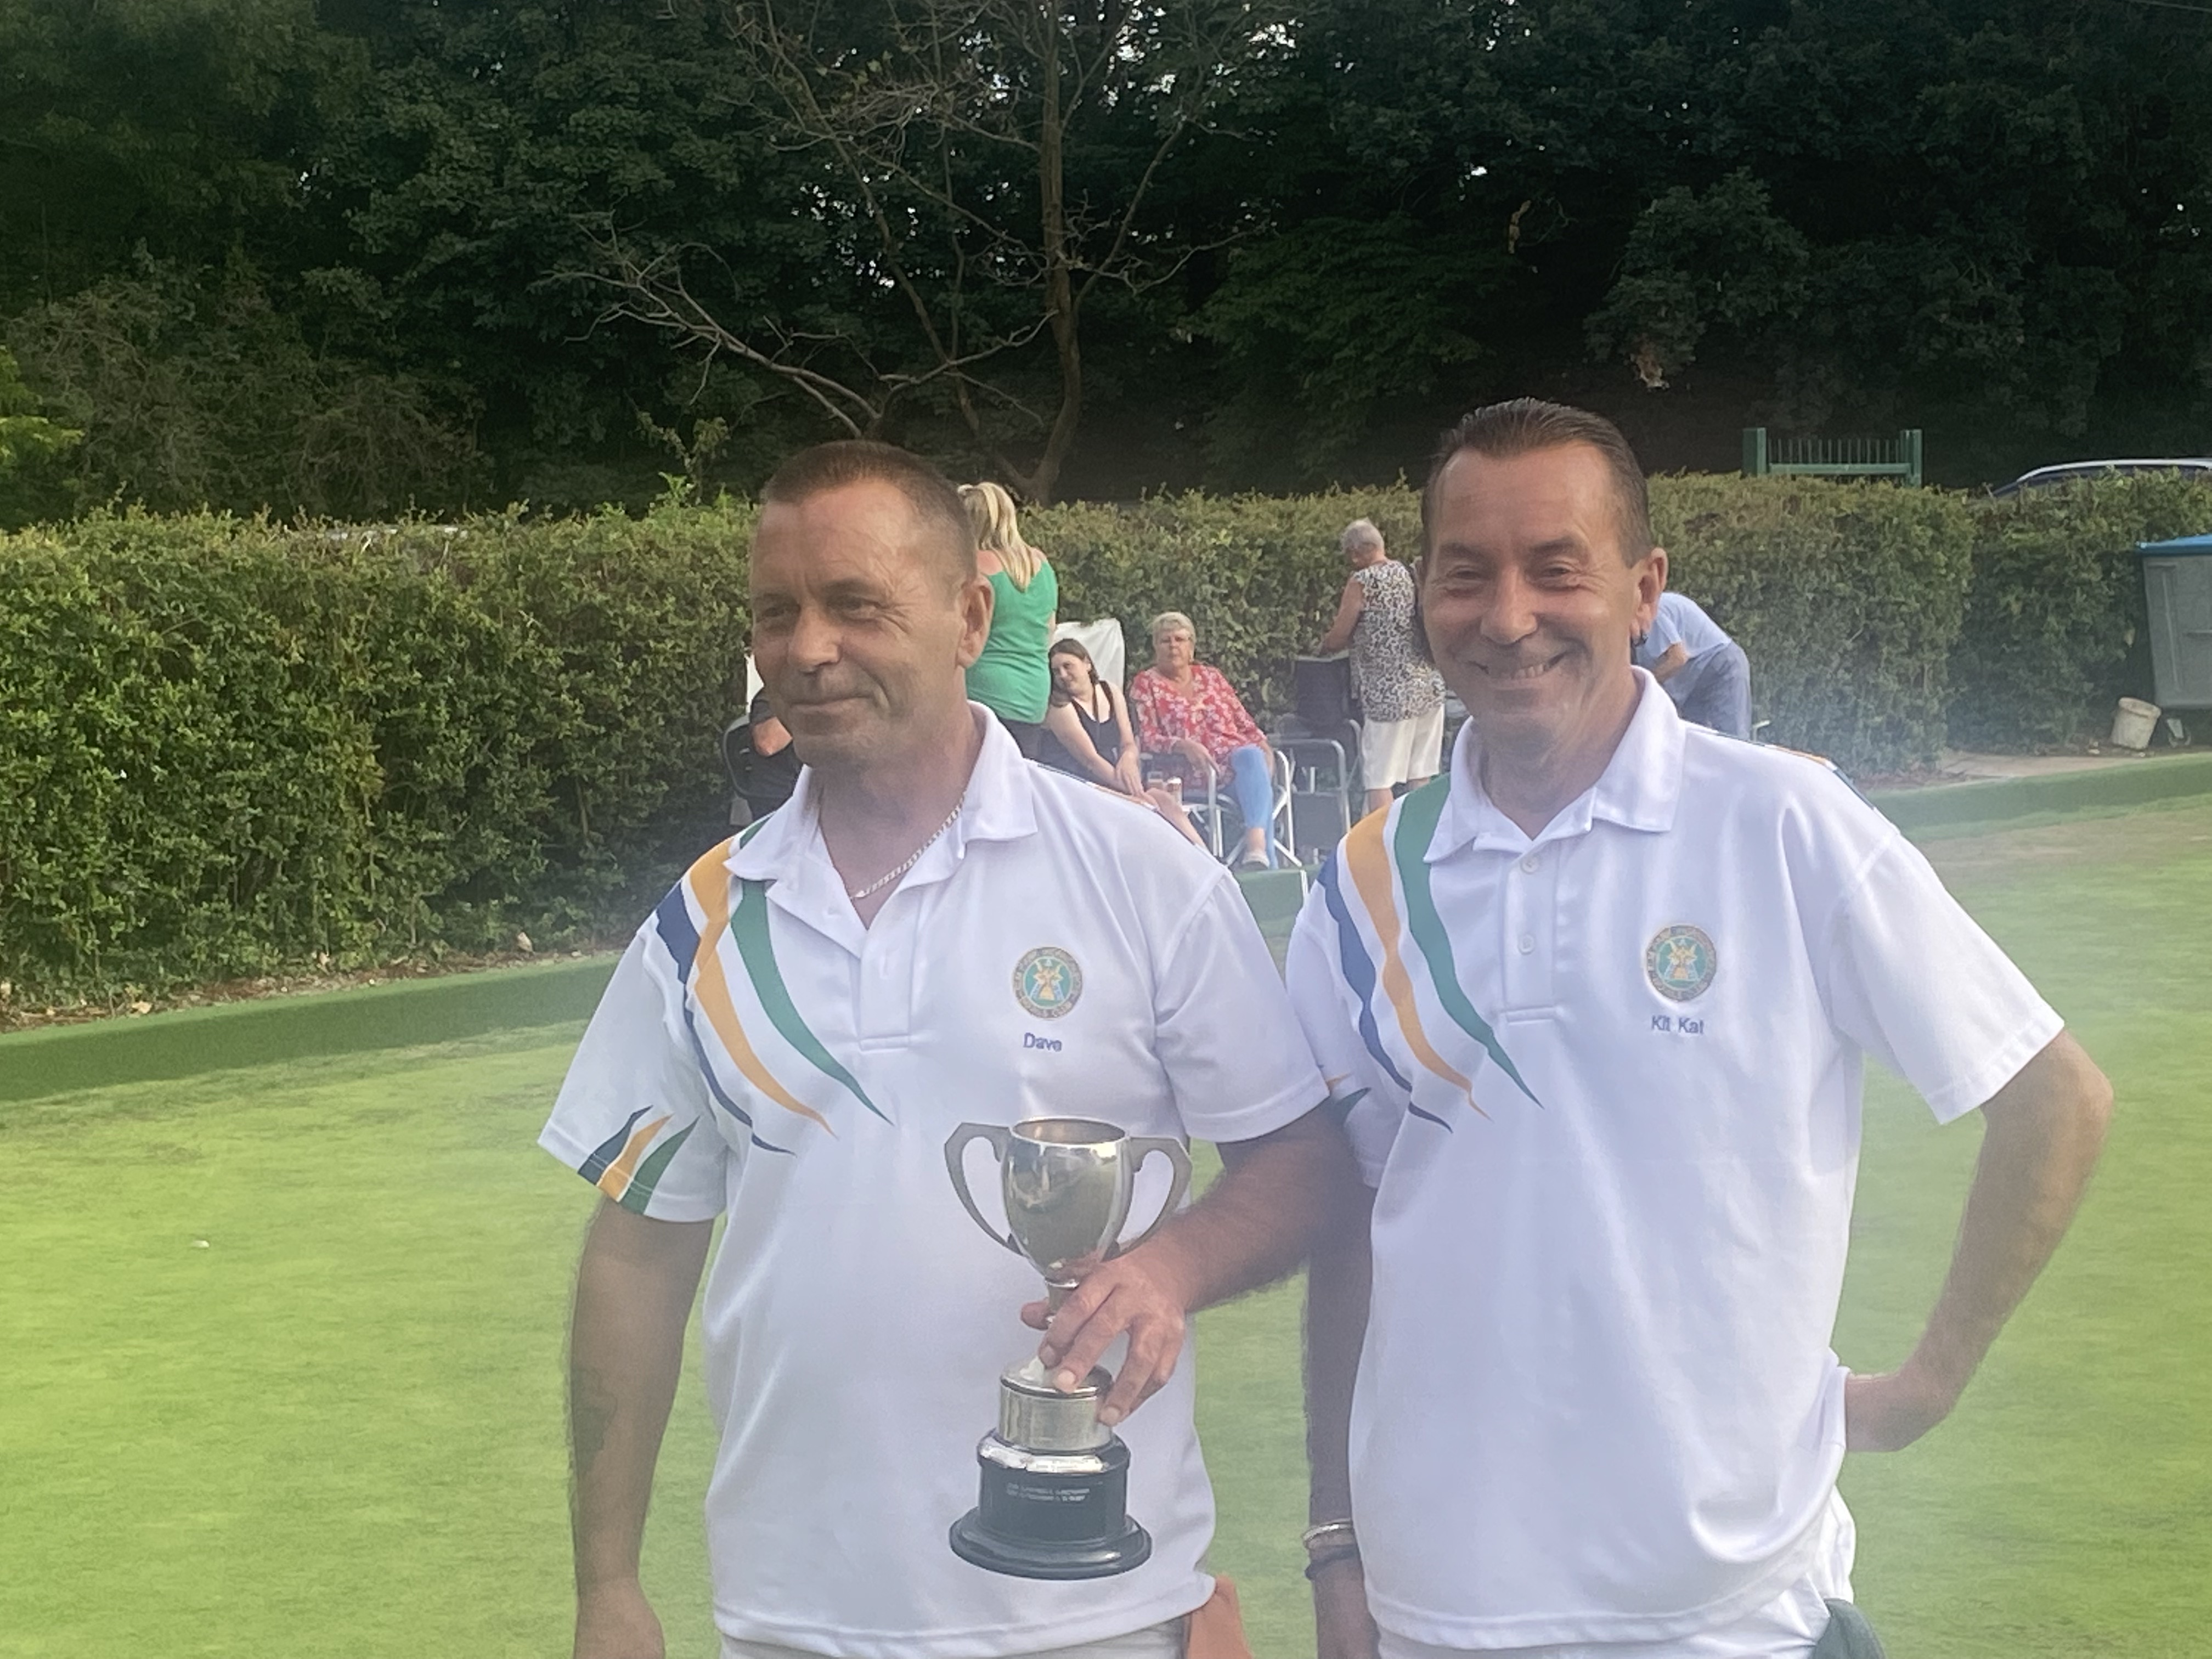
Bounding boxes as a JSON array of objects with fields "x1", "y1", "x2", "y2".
[
  {"x1": 944, "y1": 1122, "x2": 1023, "y2": 1255},
  {"x1": 1109, "y1": 1137, "x2": 1192, "y2": 1259}
]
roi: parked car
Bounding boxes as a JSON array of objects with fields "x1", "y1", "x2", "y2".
[{"x1": 1990, "y1": 458, "x2": 2212, "y2": 498}]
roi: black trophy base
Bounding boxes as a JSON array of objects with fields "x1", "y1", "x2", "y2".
[
  {"x1": 949, "y1": 1432, "x2": 1153, "y2": 1581},
  {"x1": 949, "y1": 1508, "x2": 1152, "y2": 1581}
]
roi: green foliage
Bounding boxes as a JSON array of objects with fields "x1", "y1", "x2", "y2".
[
  {"x1": 1949, "y1": 478, "x2": 2212, "y2": 749},
  {"x1": 1585, "y1": 172, "x2": 1810, "y2": 388},
  {"x1": 0, "y1": 503, "x2": 754, "y2": 1005},
  {"x1": 7, "y1": 256, "x2": 483, "y2": 518},
  {"x1": 0, "y1": 346, "x2": 81, "y2": 528},
  {"x1": 8, "y1": 0, "x2": 2212, "y2": 500},
  {"x1": 0, "y1": 0, "x2": 352, "y2": 309},
  {"x1": 1652, "y1": 476, "x2": 1976, "y2": 771},
  {"x1": 1197, "y1": 218, "x2": 1500, "y2": 483}
]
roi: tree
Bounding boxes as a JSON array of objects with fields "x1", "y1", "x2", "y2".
[
  {"x1": 8, "y1": 255, "x2": 478, "y2": 518},
  {"x1": 0, "y1": 345, "x2": 81, "y2": 528},
  {"x1": 0, "y1": 0, "x2": 354, "y2": 317},
  {"x1": 592, "y1": 0, "x2": 1287, "y2": 501}
]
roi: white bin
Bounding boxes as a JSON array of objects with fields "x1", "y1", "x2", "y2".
[{"x1": 2109, "y1": 696, "x2": 2161, "y2": 751}]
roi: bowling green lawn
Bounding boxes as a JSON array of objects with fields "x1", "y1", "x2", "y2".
[{"x1": 2, "y1": 799, "x2": 2206, "y2": 1659}]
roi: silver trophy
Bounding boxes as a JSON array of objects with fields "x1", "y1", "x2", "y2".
[{"x1": 943, "y1": 1117, "x2": 1192, "y2": 1579}]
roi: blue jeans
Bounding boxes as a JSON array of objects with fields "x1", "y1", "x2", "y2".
[{"x1": 1225, "y1": 744, "x2": 1277, "y2": 864}]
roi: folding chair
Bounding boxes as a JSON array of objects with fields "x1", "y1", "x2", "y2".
[
  {"x1": 1275, "y1": 732, "x2": 1355, "y2": 857},
  {"x1": 1170, "y1": 749, "x2": 1296, "y2": 866}
]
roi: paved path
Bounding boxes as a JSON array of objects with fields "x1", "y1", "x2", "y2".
[{"x1": 1939, "y1": 747, "x2": 2201, "y2": 781}]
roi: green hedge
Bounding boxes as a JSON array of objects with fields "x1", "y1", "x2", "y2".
[
  {"x1": 1949, "y1": 478, "x2": 2212, "y2": 750},
  {"x1": 1038, "y1": 476, "x2": 1975, "y2": 775},
  {"x1": 2, "y1": 472, "x2": 2108, "y2": 1006},
  {"x1": 1, "y1": 505, "x2": 752, "y2": 1005},
  {"x1": 1649, "y1": 477, "x2": 1974, "y2": 768}
]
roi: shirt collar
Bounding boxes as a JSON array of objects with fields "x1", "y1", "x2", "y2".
[
  {"x1": 1429, "y1": 669, "x2": 1684, "y2": 859},
  {"x1": 726, "y1": 703, "x2": 1038, "y2": 890}
]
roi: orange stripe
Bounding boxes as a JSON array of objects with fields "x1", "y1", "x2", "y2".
[
  {"x1": 596, "y1": 1114, "x2": 672, "y2": 1200},
  {"x1": 1342, "y1": 809, "x2": 1480, "y2": 1110},
  {"x1": 683, "y1": 856, "x2": 833, "y2": 1135}
]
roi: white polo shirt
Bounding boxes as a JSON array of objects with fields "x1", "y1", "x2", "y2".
[
  {"x1": 1285, "y1": 673, "x2": 2061, "y2": 1651},
  {"x1": 541, "y1": 710, "x2": 1324, "y2": 1659}
]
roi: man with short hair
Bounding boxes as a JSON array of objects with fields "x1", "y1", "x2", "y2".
[
  {"x1": 1634, "y1": 589, "x2": 1752, "y2": 739},
  {"x1": 545, "y1": 441, "x2": 1338, "y2": 1659},
  {"x1": 1316, "y1": 518, "x2": 1448, "y2": 815},
  {"x1": 1290, "y1": 400, "x2": 2111, "y2": 1659}
]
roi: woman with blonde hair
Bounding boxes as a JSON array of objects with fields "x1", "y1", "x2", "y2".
[{"x1": 958, "y1": 479, "x2": 1058, "y2": 757}]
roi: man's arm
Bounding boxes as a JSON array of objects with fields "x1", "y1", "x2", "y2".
[
  {"x1": 1306, "y1": 1172, "x2": 1380, "y2": 1659},
  {"x1": 1649, "y1": 640, "x2": 1690, "y2": 682},
  {"x1": 1027, "y1": 1107, "x2": 1347, "y2": 1427},
  {"x1": 1317, "y1": 576, "x2": 1364, "y2": 653},
  {"x1": 1848, "y1": 1030, "x2": 2112, "y2": 1451},
  {"x1": 568, "y1": 1200, "x2": 715, "y2": 1659}
]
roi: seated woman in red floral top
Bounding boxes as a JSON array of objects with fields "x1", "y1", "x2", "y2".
[{"x1": 1127, "y1": 610, "x2": 1278, "y2": 868}]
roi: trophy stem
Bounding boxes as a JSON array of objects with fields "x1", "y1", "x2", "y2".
[{"x1": 1043, "y1": 1277, "x2": 1077, "y2": 1313}]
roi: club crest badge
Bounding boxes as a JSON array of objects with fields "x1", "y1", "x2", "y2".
[
  {"x1": 1645, "y1": 924, "x2": 1718, "y2": 1002},
  {"x1": 1013, "y1": 946, "x2": 1083, "y2": 1019}
]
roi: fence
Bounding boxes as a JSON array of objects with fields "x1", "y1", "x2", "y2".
[{"x1": 1743, "y1": 427, "x2": 1923, "y2": 487}]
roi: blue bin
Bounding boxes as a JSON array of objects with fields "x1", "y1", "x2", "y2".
[{"x1": 2135, "y1": 534, "x2": 2212, "y2": 709}]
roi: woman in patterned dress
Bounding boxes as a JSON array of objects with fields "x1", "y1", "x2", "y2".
[
  {"x1": 1316, "y1": 518, "x2": 1446, "y2": 814},
  {"x1": 1128, "y1": 611, "x2": 1278, "y2": 868}
]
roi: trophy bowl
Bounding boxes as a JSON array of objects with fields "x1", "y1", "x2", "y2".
[{"x1": 943, "y1": 1118, "x2": 1192, "y2": 1580}]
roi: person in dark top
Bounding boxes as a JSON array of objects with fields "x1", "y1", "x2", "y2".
[
  {"x1": 726, "y1": 688, "x2": 802, "y2": 826},
  {"x1": 1040, "y1": 637, "x2": 1203, "y2": 847}
]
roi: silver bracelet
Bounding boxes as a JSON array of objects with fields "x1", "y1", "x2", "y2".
[{"x1": 1300, "y1": 1518, "x2": 1358, "y2": 1558}]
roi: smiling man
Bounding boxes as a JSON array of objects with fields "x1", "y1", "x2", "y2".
[
  {"x1": 1287, "y1": 401, "x2": 2112, "y2": 1659},
  {"x1": 541, "y1": 441, "x2": 1337, "y2": 1659}
]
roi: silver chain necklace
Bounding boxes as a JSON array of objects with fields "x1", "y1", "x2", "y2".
[{"x1": 844, "y1": 802, "x2": 963, "y2": 901}]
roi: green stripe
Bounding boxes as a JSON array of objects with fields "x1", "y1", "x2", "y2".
[
  {"x1": 1390, "y1": 780, "x2": 1538, "y2": 1103},
  {"x1": 618, "y1": 1120, "x2": 698, "y2": 1214},
  {"x1": 731, "y1": 876, "x2": 889, "y2": 1121}
]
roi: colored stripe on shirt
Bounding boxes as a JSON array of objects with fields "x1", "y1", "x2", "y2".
[
  {"x1": 1390, "y1": 781, "x2": 1538, "y2": 1105},
  {"x1": 1341, "y1": 807, "x2": 1484, "y2": 1115},
  {"x1": 681, "y1": 847, "x2": 832, "y2": 1135}
]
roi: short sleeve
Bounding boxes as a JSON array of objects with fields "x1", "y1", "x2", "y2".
[
  {"x1": 1151, "y1": 872, "x2": 1327, "y2": 1144},
  {"x1": 539, "y1": 926, "x2": 732, "y2": 1220},
  {"x1": 1284, "y1": 874, "x2": 1408, "y2": 1187},
  {"x1": 1822, "y1": 834, "x2": 2063, "y2": 1124}
]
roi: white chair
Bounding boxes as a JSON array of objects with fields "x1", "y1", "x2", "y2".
[{"x1": 1050, "y1": 618, "x2": 1126, "y2": 690}]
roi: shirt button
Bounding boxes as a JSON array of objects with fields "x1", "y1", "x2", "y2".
[
  {"x1": 1520, "y1": 854, "x2": 1541, "y2": 873},
  {"x1": 1517, "y1": 933, "x2": 1536, "y2": 955}
]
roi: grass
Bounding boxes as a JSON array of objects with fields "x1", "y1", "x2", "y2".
[{"x1": 1, "y1": 802, "x2": 2205, "y2": 1657}]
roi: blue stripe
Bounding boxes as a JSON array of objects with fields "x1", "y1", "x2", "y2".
[
  {"x1": 653, "y1": 884, "x2": 701, "y2": 983},
  {"x1": 1316, "y1": 851, "x2": 1417, "y2": 1096}
]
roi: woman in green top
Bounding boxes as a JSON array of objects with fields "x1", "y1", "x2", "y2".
[{"x1": 958, "y1": 480, "x2": 1058, "y2": 757}]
